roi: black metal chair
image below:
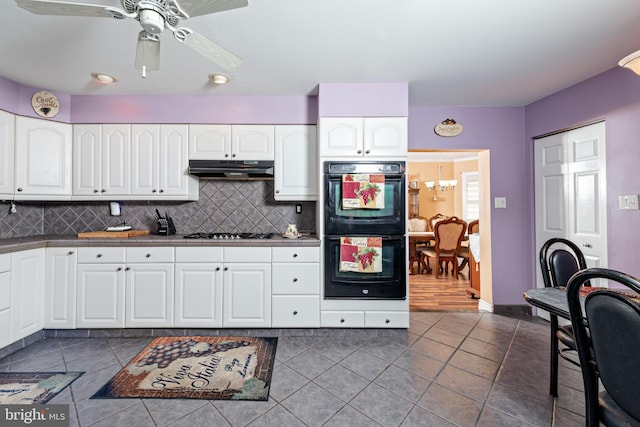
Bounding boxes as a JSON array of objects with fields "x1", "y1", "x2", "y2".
[
  {"x1": 539, "y1": 237, "x2": 588, "y2": 396},
  {"x1": 566, "y1": 268, "x2": 640, "y2": 427}
]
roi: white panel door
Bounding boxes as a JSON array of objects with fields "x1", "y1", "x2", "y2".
[
  {"x1": 44, "y1": 248, "x2": 77, "y2": 328},
  {"x1": 174, "y1": 263, "x2": 223, "y2": 327},
  {"x1": 274, "y1": 125, "x2": 317, "y2": 200},
  {"x1": 188, "y1": 124, "x2": 231, "y2": 159},
  {"x1": 15, "y1": 116, "x2": 72, "y2": 198},
  {"x1": 0, "y1": 254, "x2": 12, "y2": 348},
  {"x1": 363, "y1": 117, "x2": 408, "y2": 157},
  {"x1": 102, "y1": 124, "x2": 131, "y2": 196},
  {"x1": 76, "y1": 264, "x2": 124, "y2": 328},
  {"x1": 223, "y1": 263, "x2": 271, "y2": 327},
  {"x1": 125, "y1": 263, "x2": 174, "y2": 327},
  {"x1": 10, "y1": 249, "x2": 45, "y2": 341},
  {"x1": 159, "y1": 124, "x2": 189, "y2": 196},
  {"x1": 131, "y1": 124, "x2": 160, "y2": 196},
  {"x1": 535, "y1": 122, "x2": 607, "y2": 293},
  {"x1": 73, "y1": 124, "x2": 102, "y2": 196},
  {"x1": 318, "y1": 117, "x2": 363, "y2": 157},
  {"x1": 232, "y1": 125, "x2": 275, "y2": 160},
  {"x1": 0, "y1": 110, "x2": 15, "y2": 197}
]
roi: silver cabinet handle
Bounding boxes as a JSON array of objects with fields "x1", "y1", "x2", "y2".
[
  {"x1": 96, "y1": 253, "x2": 102, "y2": 258},
  {"x1": 159, "y1": 189, "x2": 164, "y2": 193},
  {"x1": 17, "y1": 188, "x2": 23, "y2": 192},
  {"x1": 93, "y1": 189, "x2": 99, "y2": 193},
  {"x1": 152, "y1": 189, "x2": 157, "y2": 193},
  {"x1": 67, "y1": 251, "x2": 74, "y2": 255},
  {"x1": 292, "y1": 278, "x2": 298, "y2": 283},
  {"x1": 365, "y1": 150, "x2": 371, "y2": 154},
  {"x1": 357, "y1": 150, "x2": 362, "y2": 154},
  {"x1": 145, "y1": 253, "x2": 151, "y2": 258},
  {"x1": 117, "y1": 267, "x2": 122, "y2": 271},
  {"x1": 583, "y1": 243, "x2": 593, "y2": 248},
  {"x1": 293, "y1": 311, "x2": 298, "y2": 316},
  {"x1": 125, "y1": 266, "x2": 131, "y2": 271}
]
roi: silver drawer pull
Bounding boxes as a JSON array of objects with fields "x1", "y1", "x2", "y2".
[
  {"x1": 583, "y1": 243, "x2": 593, "y2": 248},
  {"x1": 293, "y1": 311, "x2": 298, "y2": 316},
  {"x1": 385, "y1": 319, "x2": 390, "y2": 324},
  {"x1": 145, "y1": 253, "x2": 151, "y2": 258},
  {"x1": 340, "y1": 318, "x2": 345, "y2": 323},
  {"x1": 292, "y1": 278, "x2": 298, "y2": 283},
  {"x1": 292, "y1": 253, "x2": 298, "y2": 258},
  {"x1": 96, "y1": 254, "x2": 102, "y2": 258}
]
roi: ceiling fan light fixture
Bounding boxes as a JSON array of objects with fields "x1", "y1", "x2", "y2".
[
  {"x1": 209, "y1": 74, "x2": 229, "y2": 84},
  {"x1": 92, "y1": 73, "x2": 117, "y2": 84},
  {"x1": 618, "y1": 50, "x2": 640, "y2": 76}
]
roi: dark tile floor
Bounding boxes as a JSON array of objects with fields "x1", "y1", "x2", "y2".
[{"x1": 0, "y1": 312, "x2": 585, "y2": 426}]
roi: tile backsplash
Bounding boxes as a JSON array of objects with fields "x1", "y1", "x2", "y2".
[{"x1": 0, "y1": 180, "x2": 316, "y2": 239}]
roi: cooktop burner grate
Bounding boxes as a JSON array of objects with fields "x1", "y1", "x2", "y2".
[{"x1": 183, "y1": 232, "x2": 275, "y2": 240}]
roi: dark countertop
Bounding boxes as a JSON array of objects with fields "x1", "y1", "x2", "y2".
[{"x1": 0, "y1": 233, "x2": 320, "y2": 255}]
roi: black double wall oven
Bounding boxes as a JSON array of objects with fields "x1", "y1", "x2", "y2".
[{"x1": 323, "y1": 161, "x2": 406, "y2": 299}]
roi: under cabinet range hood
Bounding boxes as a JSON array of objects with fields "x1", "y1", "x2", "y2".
[{"x1": 188, "y1": 159, "x2": 274, "y2": 179}]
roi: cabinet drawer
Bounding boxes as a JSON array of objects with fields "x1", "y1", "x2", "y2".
[
  {"x1": 272, "y1": 296, "x2": 319, "y2": 327},
  {"x1": 272, "y1": 263, "x2": 319, "y2": 295},
  {"x1": 175, "y1": 247, "x2": 223, "y2": 263},
  {"x1": 365, "y1": 311, "x2": 409, "y2": 328},
  {"x1": 127, "y1": 247, "x2": 174, "y2": 263},
  {"x1": 224, "y1": 247, "x2": 271, "y2": 263},
  {"x1": 272, "y1": 247, "x2": 319, "y2": 263},
  {"x1": 321, "y1": 311, "x2": 365, "y2": 328},
  {"x1": 77, "y1": 247, "x2": 126, "y2": 264}
]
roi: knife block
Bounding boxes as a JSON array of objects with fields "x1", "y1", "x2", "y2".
[{"x1": 157, "y1": 217, "x2": 176, "y2": 235}]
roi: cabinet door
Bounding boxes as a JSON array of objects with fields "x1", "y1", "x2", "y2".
[
  {"x1": 0, "y1": 110, "x2": 15, "y2": 197},
  {"x1": 232, "y1": 125, "x2": 275, "y2": 160},
  {"x1": 363, "y1": 117, "x2": 408, "y2": 157},
  {"x1": 223, "y1": 263, "x2": 271, "y2": 327},
  {"x1": 44, "y1": 248, "x2": 77, "y2": 329},
  {"x1": 318, "y1": 117, "x2": 363, "y2": 157},
  {"x1": 102, "y1": 124, "x2": 131, "y2": 196},
  {"x1": 175, "y1": 263, "x2": 223, "y2": 327},
  {"x1": 274, "y1": 125, "x2": 317, "y2": 200},
  {"x1": 73, "y1": 124, "x2": 102, "y2": 197},
  {"x1": 10, "y1": 249, "x2": 45, "y2": 341},
  {"x1": 131, "y1": 124, "x2": 160, "y2": 196},
  {"x1": 15, "y1": 116, "x2": 72, "y2": 199},
  {"x1": 159, "y1": 124, "x2": 190, "y2": 197},
  {"x1": 125, "y1": 263, "x2": 174, "y2": 327},
  {"x1": 188, "y1": 124, "x2": 231, "y2": 159},
  {"x1": 0, "y1": 254, "x2": 11, "y2": 348},
  {"x1": 76, "y1": 264, "x2": 125, "y2": 328}
]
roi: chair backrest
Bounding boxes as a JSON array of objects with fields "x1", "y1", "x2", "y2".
[
  {"x1": 433, "y1": 216, "x2": 467, "y2": 253},
  {"x1": 566, "y1": 268, "x2": 640, "y2": 426},
  {"x1": 467, "y1": 219, "x2": 479, "y2": 234},
  {"x1": 428, "y1": 213, "x2": 449, "y2": 232},
  {"x1": 408, "y1": 216, "x2": 428, "y2": 232},
  {"x1": 539, "y1": 238, "x2": 587, "y2": 288}
]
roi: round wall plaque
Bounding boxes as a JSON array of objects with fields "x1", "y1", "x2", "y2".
[
  {"x1": 434, "y1": 118, "x2": 463, "y2": 137},
  {"x1": 31, "y1": 91, "x2": 60, "y2": 118}
]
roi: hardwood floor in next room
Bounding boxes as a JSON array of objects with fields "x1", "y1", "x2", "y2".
[{"x1": 410, "y1": 268, "x2": 479, "y2": 312}]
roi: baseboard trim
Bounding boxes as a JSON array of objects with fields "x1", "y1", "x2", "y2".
[{"x1": 494, "y1": 304, "x2": 532, "y2": 320}]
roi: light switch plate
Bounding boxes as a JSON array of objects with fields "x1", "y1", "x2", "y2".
[
  {"x1": 494, "y1": 197, "x2": 507, "y2": 209},
  {"x1": 618, "y1": 194, "x2": 639, "y2": 210}
]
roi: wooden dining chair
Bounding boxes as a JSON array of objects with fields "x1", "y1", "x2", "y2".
[
  {"x1": 539, "y1": 237, "x2": 588, "y2": 397},
  {"x1": 566, "y1": 268, "x2": 640, "y2": 427},
  {"x1": 419, "y1": 216, "x2": 467, "y2": 278},
  {"x1": 427, "y1": 213, "x2": 449, "y2": 232},
  {"x1": 408, "y1": 216, "x2": 430, "y2": 273}
]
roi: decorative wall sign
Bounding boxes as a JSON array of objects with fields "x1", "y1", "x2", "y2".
[
  {"x1": 31, "y1": 91, "x2": 60, "y2": 118},
  {"x1": 434, "y1": 118, "x2": 463, "y2": 137}
]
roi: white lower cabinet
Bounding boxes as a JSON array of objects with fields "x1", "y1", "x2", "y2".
[
  {"x1": 272, "y1": 247, "x2": 320, "y2": 327},
  {"x1": 223, "y1": 247, "x2": 271, "y2": 327},
  {"x1": 364, "y1": 311, "x2": 409, "y2": 328},
  {"x1": 321, "y1": 311, "x2": 366, "y2": 328},
  {"x1": 45, "y1": 248, "x2": 77, "y2": 329},
  {"x1": 0, "y1": 254, "x2": 12, "y2": 348},
  {"x1": 10, "y1": 249, "x2": 45, "y2": 341},
  {"x1": 174, "y1": 247, "x2": 223, "y2": 328},
  {"x1": 76, "y1": 248, "x2": 126, "y2": 328}
]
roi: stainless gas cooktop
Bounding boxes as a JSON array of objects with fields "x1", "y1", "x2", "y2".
[{"x1": 183, "y1": 232, "x2": 275, "y2": 240}]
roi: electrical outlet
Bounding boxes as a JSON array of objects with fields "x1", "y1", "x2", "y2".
[{"x1": 296, "y1": 204, "x2": 302, "y2": 214}]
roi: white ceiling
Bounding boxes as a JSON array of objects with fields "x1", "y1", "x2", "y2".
[{"x1": 2, "y1": 0, "x2": 640, "y2": 106}]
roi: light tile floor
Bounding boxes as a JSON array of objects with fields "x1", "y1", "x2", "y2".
[{"x1": 0, "y1": 312, "x2": 585, "y2": 426}]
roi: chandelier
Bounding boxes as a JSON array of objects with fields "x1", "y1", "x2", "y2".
[{"x1": 424, "y1": 164, "x2": 457, "y2": 201}]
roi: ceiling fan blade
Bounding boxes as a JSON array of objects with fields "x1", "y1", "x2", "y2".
[
  {"x1": 172, "y1": 0, "x2": 248, "y2": 18},
  {"x1": 179, "y1": 29, "x2": 242, "y2": 70},
  {"x1": 15, "y1": 0, "x2": 125, "y2": 18},
  {"x1": 135, "y1": 32, "x2": 161, "y2": 72}
]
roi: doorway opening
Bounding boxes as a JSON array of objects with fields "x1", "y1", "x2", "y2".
[{"x1": 407, "y1": 149, "x2": 492, "y2": 312}]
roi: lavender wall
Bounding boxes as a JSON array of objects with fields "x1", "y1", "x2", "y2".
[
  {"x1": 526, "y1": 67, "x2": 640, "y2": 280},
  {"x1": 408, "y1": 107, "x2": 528, "y2": 305},
  {"x1": 318, "y1": 83, "x2": 409, "y2": 117}
]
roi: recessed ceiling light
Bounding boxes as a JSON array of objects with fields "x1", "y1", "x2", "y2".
[
  {"x1": 209, "y1": 74, "x2": 229, "y2": 84},
  {"x1": 92, "y1": 72, "x2": 117, "y2": 84}
]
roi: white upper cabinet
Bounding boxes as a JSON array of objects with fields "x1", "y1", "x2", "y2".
[
  {"x1": 189, "y1": 125, "x2": 274, "y2": 160},
  {"x1": 0, "y1": 110, "x2": 15, "y2": 198},
  {"x1": 131, "y1": 124, "x2": 196, "y2": 199},
  {"x1": 318, "y1": 117, "x2": 407, "y2": 158},
  {"x1": 274, "y1": 125, "x2": 317, "y2": 201},
  {"x1": 73, "y1": 124, "x2": 131, "y2": 198},
  {"x1": 15, "y1": 116, "x2": 72, "y2": 200}
]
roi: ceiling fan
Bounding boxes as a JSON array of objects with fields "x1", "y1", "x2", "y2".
[{"x1": 15, "y1": 0, "x2": 248, "y2": 77}]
